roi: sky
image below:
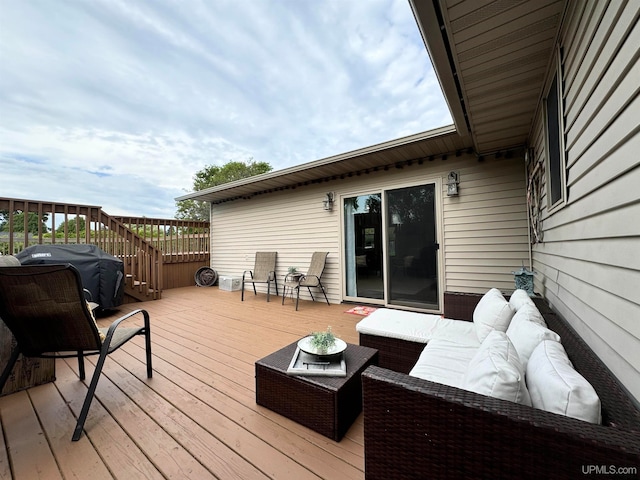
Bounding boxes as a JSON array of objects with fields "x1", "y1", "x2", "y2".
[{"x1": 0, "y1": 0, "x2": 452, "y2": 219}]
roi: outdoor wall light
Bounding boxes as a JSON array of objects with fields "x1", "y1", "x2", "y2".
[
  {"x1": 512, "y1": 264, "x2": 535, "y2": 296},
  {"x1": 323, "y1": 192, "x2": 334, "y2": 211},
  {"x1": 447, "y1": 171, "x2": 460, "y2": 196}
]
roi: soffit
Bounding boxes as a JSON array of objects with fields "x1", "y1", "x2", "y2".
[
  {"x1": 411, "y1": 0, "x2": 566, "y2": 155},
  {"x1": 177, "y1": 126, "x2": 473, "y2": 204}
]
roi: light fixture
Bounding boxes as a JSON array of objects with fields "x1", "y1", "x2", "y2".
[
  {"x1": 512, "y1": 264, "x2": 535, "y2": 296},
  {"x1": 447, "y1": 171, "x2": 460, "y2": 196},
  {"x1": 323, "y1": 192, "x2": 334, "y2": 211}
]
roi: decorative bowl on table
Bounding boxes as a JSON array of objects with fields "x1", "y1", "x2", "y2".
[{"x1": 297, "y1": 336, "x2": 347, "y2": 356}]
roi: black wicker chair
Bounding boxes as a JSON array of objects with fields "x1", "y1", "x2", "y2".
[{"x1": 0, "y1": 264, "x2": 152, "y2": 441}]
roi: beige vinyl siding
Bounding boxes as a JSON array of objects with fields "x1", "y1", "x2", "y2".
[
  {"x1": 443, "y1": 157, "x2": 529, "y2": 293},
  {"x1": 209, "y1": 152, "x2": 529, "y2": 308},
  {"x1": 210, "y1": 184, "x2": 341, "y2": 303},
  {"x1": 531, "y1": 0, "x2": 640, "y2": 401}
]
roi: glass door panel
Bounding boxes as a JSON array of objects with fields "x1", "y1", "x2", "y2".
[
  {"x1": 386, "y1": 184, "x2": 439, "y2": 309},
  {"x1": 344, "y1": 193, "x2": 383, "y2": 300}
]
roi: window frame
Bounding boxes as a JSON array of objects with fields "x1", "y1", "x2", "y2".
[{"x1": 543, "y1": 48, "x2": 567, "y2": 211}]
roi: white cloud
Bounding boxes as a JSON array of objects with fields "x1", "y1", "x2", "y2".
[{"x1": 0, "y1": 0, "x2": 451, "y2": 218}]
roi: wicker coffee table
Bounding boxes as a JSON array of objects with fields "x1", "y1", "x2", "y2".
[{"x1": 255, "y1": 341, "x2": 378, "y2": 441}]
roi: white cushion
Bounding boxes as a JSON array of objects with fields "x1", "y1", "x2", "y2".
[
  {"x1": 355, "y1": 308, "x2": 480, "y2": 346},
  {"x1": 511, "y1": 302, "x2": 546, "y2": 327},
  {"x1": 355, "y1": 308, "x2": 443, "y2": 343},
  {"x1": 0, "y1": 255, "x2": 21, "y2": 266},
  {"x1": 462, "y1": 331, "x2": 531, "y2": 405},
  {"x1": 509, "y1": 289, "x2": 536, "y2": 311},
  {"x1": 473, "y1": 288, "x2": 515, "y2": 342},
  {"x1": 430, "y1": 317, "x2": 480, "y2": 346},
  {"x1": 506, "y1": 311, "x2": 559, "y2": 369},
  {"x1": 527, "y1": 340, "x2": 601, "y2": 424},
  {"x1": 409, "y1": 338, "x2": 479, "y2": 388}
]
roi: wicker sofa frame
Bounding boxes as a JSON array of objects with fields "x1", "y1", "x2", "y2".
[{"x1": 361, "y1": 292, "x2": 640, "y2": 479}]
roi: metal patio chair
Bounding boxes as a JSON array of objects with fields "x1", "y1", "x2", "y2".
[
  {"x1": 241, "y1": 252, "x2": 278, "y2": 302},
  {"x1": 282, "y1": 252, "x2": 330, "y2": 310},
  {"x1": 0, "y1": 264, "x2": 152, "y2": 441}
]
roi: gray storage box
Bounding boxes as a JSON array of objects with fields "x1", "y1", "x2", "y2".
[{"x1": 219, "y1": 275, "x2": 242, "y2": 291}]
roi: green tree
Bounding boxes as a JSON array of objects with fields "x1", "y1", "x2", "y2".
[
  {"x1": 0, "y1": 211, "x2": 49, "y2": 235},
  {"x1": 56, "y1": 217, "x2": 86, "y2": 235},
  {"x1": 176, "y1": 159, "x2": 272, "y2": 221}
]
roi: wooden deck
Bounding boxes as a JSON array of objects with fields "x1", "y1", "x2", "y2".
[{"x1": 0, "y1": 286, "x2": 371, "y2": 480}]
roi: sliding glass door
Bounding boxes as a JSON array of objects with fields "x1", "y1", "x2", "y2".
[
  {"x1": 343, "y1": 183, "x2": 439, "y2": 310},
  {"x1": 386, "y1": 184, "x2": 438, "y2": 309},
  {"x1": 344, "y1": 193, "x2": 384, "y2": 300}
]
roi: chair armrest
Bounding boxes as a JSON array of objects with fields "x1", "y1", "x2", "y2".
[
  {"x1": 102, "y1": 309, "x2": 150, "y2": 351},
  {"x1": 242, "y1": 270, "x2": 253, "y2": 280},
  {"x1": 82, "y1": 289, "x2": 99, "y2": 312},
  {"x1": 299, "y1": 274, "x2": 320, "y2": 286},
  {"x1": 362, "y1": 365, "x2": 640, "y2": 480}
]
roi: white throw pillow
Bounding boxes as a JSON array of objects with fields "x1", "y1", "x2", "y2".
[
  {"x1": 473, "y1": 288, "x2": 515, "y2": 342},
  {"x1": 462, "y1": 331, "x2": 531, "y2": 406},
  {"x1": 508, "y1": 289, "x2": 535, "y2": 311},
  {"x1": 506, "y1": 315, "x2": 560, "y2": 369},
  {"x1": 511, "y1": 302, "x2": 546, "y2": 327},
  {"x1": 527, "y1": 340, "x2": 601, "y2": 424}
]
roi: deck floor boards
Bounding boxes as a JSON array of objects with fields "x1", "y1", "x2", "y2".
[{"x1": 0, "y1": 286, "x2": 370, "y2": 479}]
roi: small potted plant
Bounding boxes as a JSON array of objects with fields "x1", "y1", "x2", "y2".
[
  {"x1": 287, "y1": 266, "x2": 302, "y2": 281},
  {"x1": 310, "y1": 326, "x2": 336, "y2": 355}
]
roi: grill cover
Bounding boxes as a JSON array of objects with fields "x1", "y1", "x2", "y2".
[{"x1": 16, "y1": 244, "x2": 124, "y2": 309}]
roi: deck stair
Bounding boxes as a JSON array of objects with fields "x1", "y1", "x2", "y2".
[
  {"x1": 0, "y1": 202, "x2": 162, "y2": 302},
  {"x1": 1, "y1": 197, "x2": 210, "y2": 303}
]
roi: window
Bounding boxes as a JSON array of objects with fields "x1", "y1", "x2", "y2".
[{"x1": 544, "y1": 53, "x2": 567, "y2": 209}]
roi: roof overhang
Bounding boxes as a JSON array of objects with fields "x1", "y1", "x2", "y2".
[
  {"x1": 410, "y1": 0, "x2": 566, "y2": 155},
  {"x1": 177, "y1": 125, "x2": 473, "y2": 204}
]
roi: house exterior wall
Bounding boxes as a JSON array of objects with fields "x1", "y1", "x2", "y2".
[
  {"x1": 530, "y1": 0, "x2": 640, "y2": 401},
  {"x1": 209, "y1": 153, "x2": 528, "y2": 309},
  {"x1": 442, "y1": 157, "x2": 530, "y2": 294}
]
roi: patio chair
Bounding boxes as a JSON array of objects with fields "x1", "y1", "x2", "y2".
[
  {"x1": 281, "y1": 252, "x2": 330, "y2": 311},
  {"x1": 0, "y1": 264, "x2": 152, "y2": 441},
  {"x1": 242, "y1": 252, "x2": 278, "y2": 302},
  {"x1": 1, "y1": 254, "x2": 98, "y2": 310}
]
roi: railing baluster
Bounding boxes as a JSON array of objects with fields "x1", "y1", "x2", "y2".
[{"x1": 2, "y1": 197, "x2": 210, "y2": 301}]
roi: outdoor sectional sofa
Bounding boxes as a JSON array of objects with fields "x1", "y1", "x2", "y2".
[{"x1": 358, "y1": 291, "x2": 640, "y2": 479}]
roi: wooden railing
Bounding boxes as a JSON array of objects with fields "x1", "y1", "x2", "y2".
[
  {"x1": 114, "y1": 216, "x2": 210, "y2": 264},
  {"x1": 0, "y1": 198, "x2": 210, "y2": 300}
]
